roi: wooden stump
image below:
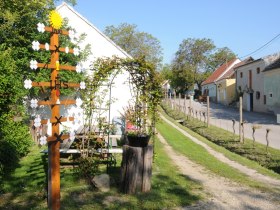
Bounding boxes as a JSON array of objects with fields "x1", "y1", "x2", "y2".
[{"x1": 120, "y1": 145, "x2": 153, "y2": 194}]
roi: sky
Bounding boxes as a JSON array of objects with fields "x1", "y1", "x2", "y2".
[{"x1": 57, "y1": 0, "x2": 280, "y2": 64}]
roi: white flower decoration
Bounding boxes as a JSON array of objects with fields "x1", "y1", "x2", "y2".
[
  {"x1": 37, "y1": 22, "x2": 45, "y2": 33},
  {"x1": 74, "y1": 117, "x2": 81, "y2": 126},
  {"x1": 30, "y1": 99, "x2": 38, "y2": 108},
  {"x1": 39, "y1": 136, "x2": 47, "y2": 145},
  {"x1": 56, "y1": 99, "x2": 60, "y2": 104},
  {"x1": 68, "y1": 30, "x2": 75, "y2": 38},
  {"x1": 32, "y1": 41, "x2": 40, "y2": 51},
  {"x1": 65, "y1": 46, "x2": 69, "y2": 54},
  {"x1": 76, "y1": 64, "x2": 82, "y2": 73},
  {"x1": 69, "y1": 132, "x2": 75, "y2": 141},
  {"x1": 34, "y1": 115, "x2": 41, "y2": 128},
  {"x1": 24, "y1": 79, "x2": 32, "y2": 89},
  {"x1": 80, "y1": 81, "x2": 86, "y2": 89},
  {"x1": 30, "y1": 59, "x2": 38, "y2": 70},
  {"x1": 45, "y1": 43, "x2": 50, "y2": 51},
  {"x1": 73, "y1": 47, "x2": 79, "y2": 56},
  {"x1": 76, "y1": 97, "x2": 83, "y2": 107}
]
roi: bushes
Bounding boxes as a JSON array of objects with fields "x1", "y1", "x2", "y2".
[{"x1": 0, "y1": 113, "x2": 32, "y2": 173}]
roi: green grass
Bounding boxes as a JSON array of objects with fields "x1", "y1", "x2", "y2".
[
  {"x1": 0, "y1": 139, "x2": 202, "y2": 209},
  {"x1": 156, "y1": 115, "x2": 280, "y2": 194},
  {"x1": 161, "y1": 101, "x2": 280, "y2": 176}
]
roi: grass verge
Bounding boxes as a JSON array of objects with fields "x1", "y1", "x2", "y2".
[
  {"x1": 161, "y1": 101, "x2": 280, "y2": 175},
  {"x1": 156, "y1": 116, "x2": 280, "y2": 194}
]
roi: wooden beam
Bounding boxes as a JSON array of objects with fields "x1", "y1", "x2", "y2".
[
  {"x1": 40, "y1": 117, "x2": 74, "y2": 124},
  {"x1": 39, "y1": 44, "x2": 75, "y2": 54},
  {"x1": 44, "y1": 26, "x2": 69, "y2": 35},
  {"x1": 47, "y1": 134, "x2": 70, "y2": 142},
  {"x1": 32, "y1": 82, "x2": 81, "y2": 88},
  {"x1": 38, "y1": 99, "x2": 76, "y2": 106},
  {"x1": 37, "y1": 63, "x2": 76, "y2": 71}
]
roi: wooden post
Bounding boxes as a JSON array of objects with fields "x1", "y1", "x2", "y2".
[
  {"x1": 207, "y1": 96, "x2": 210, "y2": 127},
  {"x1": 48, "y1": 32, "x2": 60, "y2": 210},
  {"x1": 239, "y1": 96, "x2": 243, "y2": 142},
  {"x1": 121, "y1": 145, "x2": 153, "y2": 194}
]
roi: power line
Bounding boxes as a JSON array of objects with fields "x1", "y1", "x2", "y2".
[{"x1": 240, "y1": 33, "x2": 280, "y2": 59}]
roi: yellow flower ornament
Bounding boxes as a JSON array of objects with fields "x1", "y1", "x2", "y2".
[{"x1": 49, "y1": 10, "x2": 63, "y2": 29}]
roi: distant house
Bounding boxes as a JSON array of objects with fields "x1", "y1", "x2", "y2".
[
  {"x1": 215, "y1": 58, "x2": 254, "y2": 105},
  {"x1": 52, "y1": 3, "x2": 133, "y2": 133},
  {"x1": 235, "y1": 53, "x2": 280, "y2": 113},
  {"x1": 262, "y1": 56, "x2": 280, "y2": 115},
  {"x1": 161, "y1": 80, "x2": 171, "y2": 98},
  {"x1": 201, "y1": 58, "x2": 241, "y2": 102}
]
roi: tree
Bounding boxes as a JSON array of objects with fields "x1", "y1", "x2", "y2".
[
  {"x1": 171, "y1": 38, "x2": 236, "y2": 93},
  {"x1": 207, "y1": 47, "x2": 236, "y2": 71},
  {"x1": 159, "y1": 64, "x2": 172, "y2": 81},
  {"x1": 104, "y1": 23, "x2": 163, "y2": 69}
]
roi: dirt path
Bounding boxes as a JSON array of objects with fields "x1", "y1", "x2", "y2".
[{"x1": 158, "y1": 115, "x2": 280, "y2": 209}]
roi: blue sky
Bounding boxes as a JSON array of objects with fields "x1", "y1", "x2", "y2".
[{"x1": 58, "y1": 0, "x2": 280, "y2": 64}]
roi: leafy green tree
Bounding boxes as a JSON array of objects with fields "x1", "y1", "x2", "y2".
[
  {"x1": 171, "y1": 38, "x2": 236, "y2": 93},
  {"x1": 207, "y1": 47, "x2": 236, "y2": 71},
  {"x1": 159, "y1": 64, "x2": 172, "y2": 81},
  {"x1": 104, "y1": 23, "x2": 163, "y2": 69}
]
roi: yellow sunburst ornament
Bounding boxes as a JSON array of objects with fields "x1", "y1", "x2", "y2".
[{"x1": 49, "y1": 10, "x2": 63, "y2": 30}]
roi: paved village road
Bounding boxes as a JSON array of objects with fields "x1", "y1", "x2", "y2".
[{"x1": 172, "y1": 98, "x2": 280, "y2": 150}]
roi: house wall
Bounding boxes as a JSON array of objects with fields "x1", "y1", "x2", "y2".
[
  {"x1": 235, "y1": 60, "x2": 266, "y2": 112},
  {"x1": 226, "y1": 79, "x2": 236, "y2": 105},
  {"x1": 56, "y1": 4, "x2": 133, "y2": 121},
  {"x1": 216, "y1": 80, "x2": 226, "y2": 105},
  {"x1": 264, "y1": 69, "x2": 280, "y2": 114},
  {"x1": 216, "y1": 79, "x2": 235, "y2": 105},
  {"x1": 202, "y1": 83, "x2": 216, "y2": 101}
]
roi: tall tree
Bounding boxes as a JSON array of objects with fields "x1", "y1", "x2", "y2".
[
  {"x1": 171, "y1": 38, "x2": 236, "y2": 93},
  {"x1": 104, "y1": 23, "x2": 163, "y2": 69}
]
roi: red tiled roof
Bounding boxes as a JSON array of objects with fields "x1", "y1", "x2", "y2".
[
  {"x1": 216, "y1": 57, "x2": 254, "y2": 81},
  {"x1": 202, "y1": 58, "x2": 238, "y2": 85}
]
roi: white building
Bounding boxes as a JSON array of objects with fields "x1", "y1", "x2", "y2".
[{"x1": 54, "y1": 3, "x2": 133, "y2": 134}]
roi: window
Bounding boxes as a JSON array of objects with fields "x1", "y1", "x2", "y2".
[
  {"x1": 240, "y1": 72, "x2": 243, "y2": 78},
  {"x1": 269, "y1": 93, "x2": 273, "y2": 98},
  {"x1": 264, "y1": 95, "x2": 266, "y2": 105},
  {"x1": 256, "y1": 91, "x2": 260, "y2": 99},
  {"x1": 256, "y1": 67, "x2": 260, "y2": 74}
]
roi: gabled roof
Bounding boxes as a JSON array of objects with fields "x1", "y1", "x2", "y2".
[
  {"x1": 263, "y1": 57, "x2": 280, "y2": 72},
  {"x1": 56, "y1": 2, "x2": 132, "y2": 59},
  {"x1": 216, "y1": 57, "x2": 254, "y2": 82},
  {"x1": 202, "y1": 58, "x2": 239, "y2": 85}
]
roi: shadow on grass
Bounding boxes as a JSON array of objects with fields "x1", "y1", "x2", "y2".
[{"x1": 59, "y1": 170, "x2": 200, "y2": 209}]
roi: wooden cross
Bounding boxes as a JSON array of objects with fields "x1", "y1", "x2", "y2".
[{"x1": 30, "y1": 15, "x2": 82, "y2": 209}]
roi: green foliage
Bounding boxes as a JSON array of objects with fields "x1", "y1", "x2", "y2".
[
  {"x1": 76, "y1": 157, "x2": 99, "y2": 184},
  {"x1": 88, "y1": 56, "x2": 163, "y2": 135},
  {"x1": 171, "y1": 38, "x2": 236, "y2": 93},
  {"x1": 104, "y1": 23, "x2": 163, "y2": 69}
]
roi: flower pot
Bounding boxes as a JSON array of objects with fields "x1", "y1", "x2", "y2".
[{"x1": 127, "y1": 134, "x2": 150, "y2": 147}]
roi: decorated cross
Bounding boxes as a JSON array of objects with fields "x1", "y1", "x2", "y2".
[{"x1": 25, "y1": 10, "x2": 85, "y2": 210}]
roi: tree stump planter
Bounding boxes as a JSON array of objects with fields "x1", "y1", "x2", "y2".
[
  {"x1": 127, "y1": 134, "x2": 150, "y2": 147},
  {"x1": 120, "y1": 145, "x2": 153, "y2": 194}
]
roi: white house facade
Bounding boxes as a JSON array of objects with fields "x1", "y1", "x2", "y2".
[{"x1": 38, "y1": 3, "x2": 134, "y2": 134}]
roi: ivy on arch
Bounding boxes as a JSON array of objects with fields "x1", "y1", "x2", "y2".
[{"x1": 84, "y1": 56, "x2": 163, "y2": 137}]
